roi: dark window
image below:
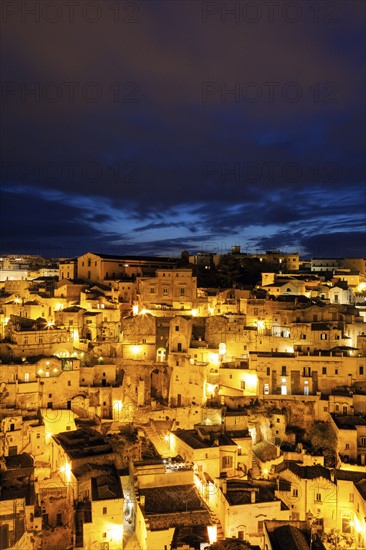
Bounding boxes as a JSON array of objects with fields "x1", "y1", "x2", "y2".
[{"x1": 303, "y1": 367, "x2": 310, "y2": 377}]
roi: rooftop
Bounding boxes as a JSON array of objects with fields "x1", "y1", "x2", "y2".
[
  {"x1": 139, "y1": 484, "x2": 211, "y2": 530},
  {"x1": 53, "y1": 428, "x2": 113, "y2": 460},
  {"x1": 91, "y1": 473, "x2": 123, "y2": 501},
  {"x1": 140, "y1": 484, "x2": 205, "y2": 515},
  {"x1": 173, "y1": 428, "x2": 237, "y2": 450},
  {"x1": 224, "y1": 480, "x2": 279, "y2": 506},
  {"x1": 276, "y1": 462, "x2": 331, "y2": 481},
  {"x1": 331, "y1": 413, "x2": 366, "y2": 429}
]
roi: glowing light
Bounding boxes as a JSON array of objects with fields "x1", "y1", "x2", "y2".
[
  {"x1": 358, "y1": 283, "x2": 366, "y2": 292},
  {"x1": 208, "y1": 307, "x2": 214, "y2": 315},
  {"x1": 38, "y1": 369, "x2": 43, "y2": 375},
  {"x1": 132, "y1": 304, "x2": 139, "y2": 315},
  {"x1": 256, "y1": 320, "x2": 265, "y2": 329},
  {"x1": 207, "y1": 524, "x2": 217, "y2": 544},
  {"x1": 191, "y1": 309, "x2": 198, "y2": 317},
  {"x1": 108, "y1": 524, "x2": 123, "y2": 542},
  {"x1": 354, "y1": 516, "x2": 362, "y2": 533},
  {"x1": 47, "y1": 321, "x2": 54, "y2": 327},
  {"x1": 53, "y1": 368, "x2": 58, "y2": 373},
  {"x1": 46, "y1": 432, "x2": 52, "y2": 440},
  {"x1": 164, "y1": 434, "x2": 169, "y2": 442},
  {"x1": 206, "y1": 382, "x2": 218, "y2": 397},
  {"x1": 242, "y1": 373, "x2": 258, "y2": 394},
  {"x1": 139, "y1": 308, "x2": 150, "y2": 315},
  {"x1": 282, "y1": 377, "x2": 286, "y2": 383},
  {"x1": 131, "y1": 345, "x2": 141, "y2": 356},
  {"x1": 113, "y1": 400, "x2": 123, "y2": 420},
  {"x1": 60, "y1": 460, "x2": 72, "y2": 483},
  {"x1": 55, "y1": 303, "x2": 63, "y2": 311},
  {"x1": 72, "y1": 329, "x2": 79, "y2": 341},
  {"x1": 209, "y1": 353, "x2": 219, "y2": 365},
  {"x1": 218, "y1": 343, "x2": 226, "y2": 355},
  {"x1": 264, "y1": 469, "x2": 269, "y2": 476}
]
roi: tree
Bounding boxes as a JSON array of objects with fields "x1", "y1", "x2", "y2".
[
  {"x1": 308, "y1": 422, "x2": 337, "y2": 467},
  {"x1": 217, "y1": 255, "x2": 242, "y2": 288}
]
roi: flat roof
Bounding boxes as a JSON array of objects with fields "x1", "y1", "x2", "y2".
[
  {"x1": 173, "y1": 429, "x2": 237, "y2": 450},
  {"x1": 53, "y1": 428, "x2": 113, "y2": 460},
  {"x1": 139, "y1": 484, "x2": 211, "y2": 530},
  {"x1": 331, "y1": 413, "x2": 366, "y2": 429}
]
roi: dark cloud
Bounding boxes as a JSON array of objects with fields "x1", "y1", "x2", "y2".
[{"x1": 0, "y1": 0, "x2": 365, "y2": 257}]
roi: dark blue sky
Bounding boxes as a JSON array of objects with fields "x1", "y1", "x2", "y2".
[{"x1": 1, "y1": 1, "x2": 365, "y2": 258}]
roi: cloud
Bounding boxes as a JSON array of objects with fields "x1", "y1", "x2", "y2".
[{"x1": 0, "y1": 0, "x2": 365, "y2": 257}]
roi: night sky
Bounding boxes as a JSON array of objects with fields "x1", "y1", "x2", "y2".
[{"x1": 1, "y1": 1, "x2": 365, "y2": 258}]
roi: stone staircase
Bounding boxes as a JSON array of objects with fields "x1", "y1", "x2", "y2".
[
  {"x1": 209, "y1": 511, "x2": 225, "y2": 540},
  {"x1": 74, "y1": 508, "x2": 84, "y2": 548},
  {"x1": 251, "y1": 452, "x2": 261, "y2": 479},
  {"x1": 142, "y1": 420, "x2": 171, "y2": 458}
]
